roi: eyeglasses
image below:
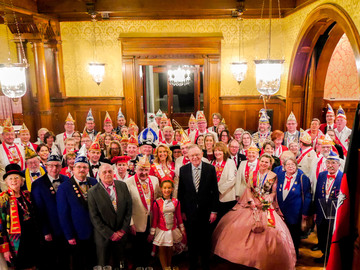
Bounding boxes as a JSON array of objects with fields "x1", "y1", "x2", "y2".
[{"x1": 47, "y1": 164, "x2": 62, "y2": 168}]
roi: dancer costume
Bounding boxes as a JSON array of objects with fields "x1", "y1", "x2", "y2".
[{"x1": 150, "y1": 197, "x2": 184, "y2": 247}]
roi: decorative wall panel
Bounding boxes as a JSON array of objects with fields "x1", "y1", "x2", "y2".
[{"x1": 324, "y1": 33, "x2": 360, "y2": 99}]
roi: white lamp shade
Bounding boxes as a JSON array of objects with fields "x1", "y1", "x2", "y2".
[
  {"x1": 230, "y1": 61, "x2": 248, "y2": 83},
  {"x1": 254, "y1": 59, "x2": 284, "y2": 96},
  {"x1": 0, "y1": 63, "x2": 27, "y2": 99},
  {"x1": 89, "y1": 62, "x2": 106, "y2": 85}
]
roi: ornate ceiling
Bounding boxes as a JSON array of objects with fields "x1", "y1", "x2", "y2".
[{"x1": 1, "y1": 0, "x2": 316, "y2": 22}]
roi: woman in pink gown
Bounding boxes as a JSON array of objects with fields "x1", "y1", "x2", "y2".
[{"x1": 212, "y1": 153, "x2": 296, "y2": 270}]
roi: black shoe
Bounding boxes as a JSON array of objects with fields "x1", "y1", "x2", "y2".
[
  {"x1": 314, "y1": 255, "x2": 325, "y2": 264},
  {"x1": 311, "y1": 244, "x2": 319, "y2": 251}
]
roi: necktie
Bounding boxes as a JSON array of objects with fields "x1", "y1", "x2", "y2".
[
  {"x1": 52, "y1": 179, "x2": 61, "y2": 192},
  {"x1": 91, "y1": 164, "x2": 100, "y2": 169},
  {"x1": 107, "y1": 185, "x2": 117, "y2": 211},
  {"x1": 31, "y1": 172, "x2": 41, "y2": 177},
  {"x1": 194, "y1": 168, "x2": 200, "y2": 192},
  {"x1": 8, "y1": 145, "x2": 15, "y2": 149},
  {"x1": 234, "y1": 156, "x2": 237, "y2": 167},
  {"x1": 52, "y1": 179, "x2": 61, "y2": 184},
  {"x1": 79, "y1": 181, "x2": 87, "y2": 186},
  {"x1": 284, "y1": 175, "x2": 292, "y2": 191},
  {"x1": 327, "y1": 174, "x2": 336, "y2": 179}
]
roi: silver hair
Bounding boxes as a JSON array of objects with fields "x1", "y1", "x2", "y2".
[{"x1": 99, "y1": 163, "x2": 114, "y2": 176}]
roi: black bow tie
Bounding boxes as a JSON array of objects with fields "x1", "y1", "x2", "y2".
[
  {"x1": 79, "y1": 181, "x2": 87, "y2": 186},
  {"x1": 91, "y1": 164, "x2": 100, "y2": 169},
  {"x1": 31, "y1": 172, "x2": 41, "y2": 177},
  {"x1": 52, "y1": 179, "x2": 61, "y2": 184}
]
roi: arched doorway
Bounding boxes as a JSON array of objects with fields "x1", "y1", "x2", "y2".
[{"x1": 286, "y1": 4, "x2": 360, "y2": 128}]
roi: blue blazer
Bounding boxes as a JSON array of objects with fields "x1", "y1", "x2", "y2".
[
  {"x1": 273, "y1": 165, "x2": 284, "y2": 175},
  {"x1": 314, "y1": 170, "x2": 343, "y2": 225},
  {"x1": 57, "y1": 176, "x2": 97, "y2": 241},
  {"x1": 31, "y1": 174, "x2": 69, "y2": 237},
  {"x1": 276, "y1": 170, "x2": 312, "y2": 225}
]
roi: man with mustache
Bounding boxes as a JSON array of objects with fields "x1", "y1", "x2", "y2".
[
  {"x1": 125, "y1": 156, "x2": 160, "y2": 268},
  {"x1": 314, "y1": 152, "x2": 343, "y2": 264}
]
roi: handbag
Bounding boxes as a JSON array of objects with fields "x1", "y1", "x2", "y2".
[{"x1": 299, "y1": 174, "x2": 312, "y2": 232}]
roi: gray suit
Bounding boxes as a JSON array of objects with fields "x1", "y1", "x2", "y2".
[{"x1": 88, "y1": 181, "x2": 132, "y2": 267}]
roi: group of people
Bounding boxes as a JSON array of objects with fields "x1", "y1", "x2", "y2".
[{"x1": 0, "y1": 103, "x2": 351, "y2": 270}]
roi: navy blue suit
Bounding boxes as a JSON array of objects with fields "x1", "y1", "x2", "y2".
[
  {"x1": 314, "y1": 171, "x2": 342, "y2": 225},
  {"x1": 57, "y1": 176, "x2": 97, "y2": 270},
  {"x1": 31, "y1": 173, "x2": 69, "y2": 270},
  {"x1": 57, "y1": 176, "x2": 97, "y2": 241},
  {"x1": 276, "y1": 169, "x2": 312, "y2": 225},
  {"x1": 32, "y1": 174, "x2": 69, "y2": 237},
  {"x1": 273, "y1": 165, "x2": 284, "y2": 175},
  {"x1": 276, "y1": 169, "x2": 311, "y2": 254},
  {"x1": 314, "y1": 170, "x2": 343, "y2": 255}
]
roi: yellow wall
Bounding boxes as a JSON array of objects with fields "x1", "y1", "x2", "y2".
[
  {"x1": 0, "y1": 24, "x2": 17, "y2": 65},
  {"x1": 56, "y1": 0, "x2": 360, "y2": 98}
]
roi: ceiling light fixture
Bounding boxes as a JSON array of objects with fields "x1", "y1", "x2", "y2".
[
  {"x1": 0, "y1": 0, "x2": 29, "y2": 102},
  {"x1": 88, "y1": 13, "x2": 106, "y2": 85},
  {"x1": 254, "y1": 0, "x2": 284, "y2": 101},
  {"x1": 230, "y1": 6, "x2": 247, "y2": 84}
]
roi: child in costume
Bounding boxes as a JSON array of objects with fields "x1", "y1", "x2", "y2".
[{"x1": 148, "y1": 177, "x2": 186, "y2": 270}]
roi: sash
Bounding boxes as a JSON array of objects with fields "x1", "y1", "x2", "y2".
[
  {"x1": 135, "y1": 174, "x2": 155, "y2": 211},
  {"x1": 297, "y1": 147, "x2": 313, "y2": 164},
  {"x1": 25, "y1": 167, "x2": 46, "y2": 191},
  {"x1": 212, "y1": 160, "x2": 226, "y2": 182},
  {"x1": 253, "y1": 171, "x2": 268, "y2": 189},
  {"x1": 194, "y1": 129, "x2": 208, "y2": 143},
  {"x1": 275, "y1": 145, "x2": 283, "y2": 158},
  {"x1": 316, "y1": 156, "x2": 327, "y2": 178},
  {"x1": 3, "y1": 144, "x2": 24, "y2": 169},
  {"x1": 152, "y1": 163, "x2": 167, "y2": 180},
  {"x1": 334, "y1": 134, "x2": 348, "y2": 157},
  {"x1": 245, "y1": 160, "x2": 259, "y2": 184}
]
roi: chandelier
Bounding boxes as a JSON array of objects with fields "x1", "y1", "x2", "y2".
[
  {"x1": 88, "y1": 14, "x2": 106, "y2": 85},
  {"x1": 230, "y1": 2, "x2": 247, "y2": 84},
  {"x1": 0, "y1": 2, "x2": 29, "y2": 101},
  {"x1": 168, "y1": 66, "x2": 191, "y2": 87},
  {"x1": 254, "y1": 0, "x2": 284, "y2": 97}
]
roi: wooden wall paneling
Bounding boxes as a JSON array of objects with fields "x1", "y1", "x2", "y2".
[
  {"x1": 50, "y1": 97, "x2": 124, "y2": 135},
  {"x1": 313, "y1": 24, "x2": 345, "y2": 122},
  {"x1": 323, "y1": 99, "x2": 358, "y2": 129},
  {"x1": 220, "y1": 96, "x2": 286, "y2": 134},
  {"x1": 206, "y1": 55, "x2": 221, "y2": 121},
  {"x1": 122, "y1": 55, "x2": 137, "y2": 125}
]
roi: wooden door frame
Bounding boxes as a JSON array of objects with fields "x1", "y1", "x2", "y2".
[
  {"x1": 119, "y1": 34, "x2": 222, "y2": 130},
  {"x1": 286, "y1": 3, "x2": 360, "y2": 129}
]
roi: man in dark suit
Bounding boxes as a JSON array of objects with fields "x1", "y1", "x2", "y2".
[
  {"x1": 178, "y1": 144, "x2": 219, "y2": 270},
  {"x1": 88, "y1": 163, "x2": 132, "y2": 267},
  {"x1": 228, "y1": 139, "x2": 247, "y2": 169},
  {"x1": 314, "y1": 152, "x2": 343, "y2": 263},
  {"x1": 31, "y1": 153, "x2": 70, "y2": 270},
  {"x1": 57, "y1": 146, "x2": 97, "y2": 270}
]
